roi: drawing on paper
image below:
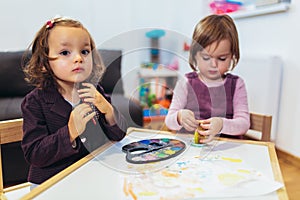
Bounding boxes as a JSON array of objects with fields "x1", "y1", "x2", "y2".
[{"x1": 122, "y1": 147, "x2": 283, "y2": 200}]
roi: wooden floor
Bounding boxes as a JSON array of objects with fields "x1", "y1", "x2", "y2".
[{"x1": 277, "y1": 150, "x2": 300, "y2": 200}]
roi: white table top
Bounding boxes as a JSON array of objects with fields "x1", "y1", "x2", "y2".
[{"x1": 21, "y1": 128, "x2": 288, "y2": 200}]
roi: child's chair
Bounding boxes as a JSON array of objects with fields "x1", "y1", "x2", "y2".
[
  {"x1": 246, "y1": 112, "x2": 272, "y2": 142},
  {"x1": 0, "y1": 118, "x2": 31, "y2": 200}
]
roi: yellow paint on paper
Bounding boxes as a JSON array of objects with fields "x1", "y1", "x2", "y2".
[
  {"x1": 138, "y1": 191, "x2": 157, "y2": 196},
  {"x1": 161, "y1": 170, "x2": 179, "y2": 178},
  {"x1": 218, "y1": 173, "x2": 245, "y2": 186},
  {"x1": 180, "y1": 167, "x2": 188, "y2": 171},
  {"x1": 128, "y1": 183, "x2": 137, "y2": 200},
  {"x1": 237, "y1": 169, "x2": 251, "y2": 174},
  {"x1": 187, "y1": 187, "x2": 205, "y2": 193},
  {"x1": 221, "y1": 157, "x2": 242, "y2": 163},
  {"x1": 123, "y1": 178, "x2": 129, "y2": 196}
]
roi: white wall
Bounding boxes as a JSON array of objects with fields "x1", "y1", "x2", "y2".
[
  {"x1": 233, "y1": 56, "x2": 283, "y2": 142},
  {"x1": 232, "y1": 2, "x2": 300, "y2": 157},
  {"x1": 1, "y1": 0, "x2": 132, "y2": 51},
  {"x1": 1, "y1": 0, "x2": 299, "y2": 157}
]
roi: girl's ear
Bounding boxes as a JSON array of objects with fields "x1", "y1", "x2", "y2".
[
  {"x1": 193, "y1": 56, "x2": 199, "y2": 71},
  {"x1": 226, "y1": 58, "x2": 234, "y2": 74},
  {"x1": 232, "y1": 55, "x2": 237, "y2": 68}
]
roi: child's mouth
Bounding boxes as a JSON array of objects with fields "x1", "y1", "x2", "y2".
[{"x1": 72, "y1": 67, "x2": 84, "y2": 72}]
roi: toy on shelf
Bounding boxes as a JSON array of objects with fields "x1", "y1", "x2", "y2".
[
  {"x1": 140, "y1": 61, "x2": 179, "y2": 72},
  {"x1": 140, "y1": 29, "x2": 178, "y2": 125},
  {"x1": 209, "y1": 0, "x2": 242, "y2": 14},
  {"x1": 183, "y1": 42, "x2": 190, "y2": 51},
  {"x1": 145, "y1": 29, "x2": 165, "y2": 64},
  {"x1": 139, "y1": 79, "x2": 171, "y2": 106},
  {"x1": 143, "y1": 104, "x2": 169, "y2": 118},
  {"x1": 147, "y1": 93, "x2": 157, "y2": 108},
  {"x1": 140, "y1": 62, "x2": 164, "y2": 70},
  {"x1": 167, "y1": 57, "x2": 179, "y2": 71},
  {"x1": 139, "y1": 81, "x2": 150, "y2": 108},
  {"x1": 139, "y1": 78, "x2": 172, "y2": 119}
]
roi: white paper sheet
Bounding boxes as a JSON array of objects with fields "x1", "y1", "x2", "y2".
[{"x1": 120, "y1": 145, "x2": 283, "y2": 200}]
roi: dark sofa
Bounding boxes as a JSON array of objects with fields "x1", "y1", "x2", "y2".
[{"x1": 0, "y1": 49, "x2": 143, "y2": 187}]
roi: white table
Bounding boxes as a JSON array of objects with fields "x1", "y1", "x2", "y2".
[{"x1": 21, "y1": 128, "x2": 288, "y2": 200}]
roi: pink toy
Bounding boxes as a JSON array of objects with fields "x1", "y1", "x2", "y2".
[
  {"x1": 167, "y1": 58, "x2": 179, "y2": 70},
  {"x1": 209, "y1": 1, "x2": 241, "y2": 14}
]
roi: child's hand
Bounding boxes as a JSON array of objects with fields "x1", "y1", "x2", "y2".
[
  {"x1": 177, "y1": 109, "x2": 199, "y2": 131},
  {"x1": 197, "y1": 117, "x2": 223, "y2": 143},
  {"x1": 78, "y1": 83, "x2": 115, "y2": 125},
  {"x1": 68, "y1": 103, "x2": 96, "y2": 142}
]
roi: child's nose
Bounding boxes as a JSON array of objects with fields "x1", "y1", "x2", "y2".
[
  {"x1": 211, "y1": 58, "x2": 217, "y2": 67},
  {"x1": 74, "y1": 53, "x2": 83, "y2": 63}
]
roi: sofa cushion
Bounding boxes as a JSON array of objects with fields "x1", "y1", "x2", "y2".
[
  {"x1": 0, "y1": 97, "x2": 24, "y2": 120},
  {"x1": 0, "y1": 51, "x2": 34, "y2": 97},
  {"x1": 99, "y1": 49, "x2": 124, "y2": 95},
  {"x1": 0, "y1": 50, "x2": 124, "y2": 97}
]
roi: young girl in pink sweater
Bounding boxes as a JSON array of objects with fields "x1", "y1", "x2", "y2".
[{"x1": 165, "y1": 14, "x2": 250, "y2": 143}]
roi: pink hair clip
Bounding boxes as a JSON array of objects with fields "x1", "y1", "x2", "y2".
[{"x1": 46, "y1": 20, "x2": 55, "y2": 29}]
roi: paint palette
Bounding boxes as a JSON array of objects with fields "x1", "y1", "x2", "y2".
[{"x1": 122, "y1": 138, "x2": 186, "y2": 164}]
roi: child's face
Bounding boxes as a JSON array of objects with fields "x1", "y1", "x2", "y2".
[
  {"x1": 48, "y1": 26, "x2": 93, "y2": 87},
  {"x1": 195, "y1": 39, "x2": 232, "y2": 82}
]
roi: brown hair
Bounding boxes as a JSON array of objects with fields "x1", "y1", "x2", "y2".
[
  {"x1": 23, "y1": 17, "x2": 105, "y2": 89},
  {"x1": 189, "y1": 14, "x2": 240, "y2": 71}
]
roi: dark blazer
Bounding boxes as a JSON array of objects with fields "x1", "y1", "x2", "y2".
[{"x1": 21, "y1": 84, "x2": 127, "y2": 184}]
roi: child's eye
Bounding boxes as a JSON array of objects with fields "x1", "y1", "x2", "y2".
[
  {"x1": 81, "y1": 49, "x2": 90, "y2": 55},
  {"x1": 202, "y1": 56, "x2": 210, "y2": 61},
  {"x1": 60, "y1": 51, "x2": 70, "y2": 56},
  {"x1": 218, "y1": 57, "x2": 227, "y2": 61}
]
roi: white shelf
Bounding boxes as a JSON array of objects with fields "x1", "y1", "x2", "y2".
[
  {"x1": 228, "y1": 2, "x2": 290, "y2": 19},
  {"x1": 138, "y1": 68, "x2": 178, "y2": 78}
]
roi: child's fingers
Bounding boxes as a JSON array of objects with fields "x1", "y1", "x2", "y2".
[
  {"x1": 186, "y1": 127, "x2": 196, "y2": 132},
  {"x1": 186, "y1": 117, "x2": 198, "y2": 126},
  {"x1": 77, "y1": 104, "x2": 96, "y2": 125},
  {"x1": 78, "y1": 83, "x2": 96, "y2": 98},
  {"x1": 184, "y1": 119, "x2": 198, "y2": 131},
  {"x1": 81, "y1": 82, "x2": 94, "y2": 88},
  {"x1": 77, "y1": 83, "x2": 92, "y2": 93},
  {"x1": 199, "y1": 119, "x2": 210, "y2": 124},
  {"x1": 73, "y1": 103, "x2": 87, "y2": 112},
  {"x1": 183, "y1": 123, "x2": 195, "y2": 131},
  {"x1": 184, "y1": 123, "x2": 195, "y2": 132},
  {"x1": 197, "y1": 129, "x2": 209, "y2": 136},
  {"x1": 83, "y1": 111, "x2": 96, "y2": 124},
  {"x1": 77, "y1": 87, "x2": 90, "y2": 93},
  {"x1": 81, "y1": 97, "x2": 94, "y2": 103},
  {"x1": 199, "y1": 134, "x2": 214, "y2": 143},
  {"x1": 78, "y1": 90, "x2": 94, "y2": 99},
  {"x1": 70, "y1": 104, "x2": 94, "y2": 136},
  {"x1": 201, "y1": 123, "x2": 210, "y2": 130},
  {"x1": 75, "y1": 104, "x2": 92, "y2": 117}
]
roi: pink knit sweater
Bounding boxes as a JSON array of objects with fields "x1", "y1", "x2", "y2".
[{"x1": 165, "y1": 74, "x2": 250, "y2": 136}]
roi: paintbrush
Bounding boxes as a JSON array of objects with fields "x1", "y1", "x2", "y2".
[{"x1": 77, "y1": 83, "x2": 97, "y2": 125}]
